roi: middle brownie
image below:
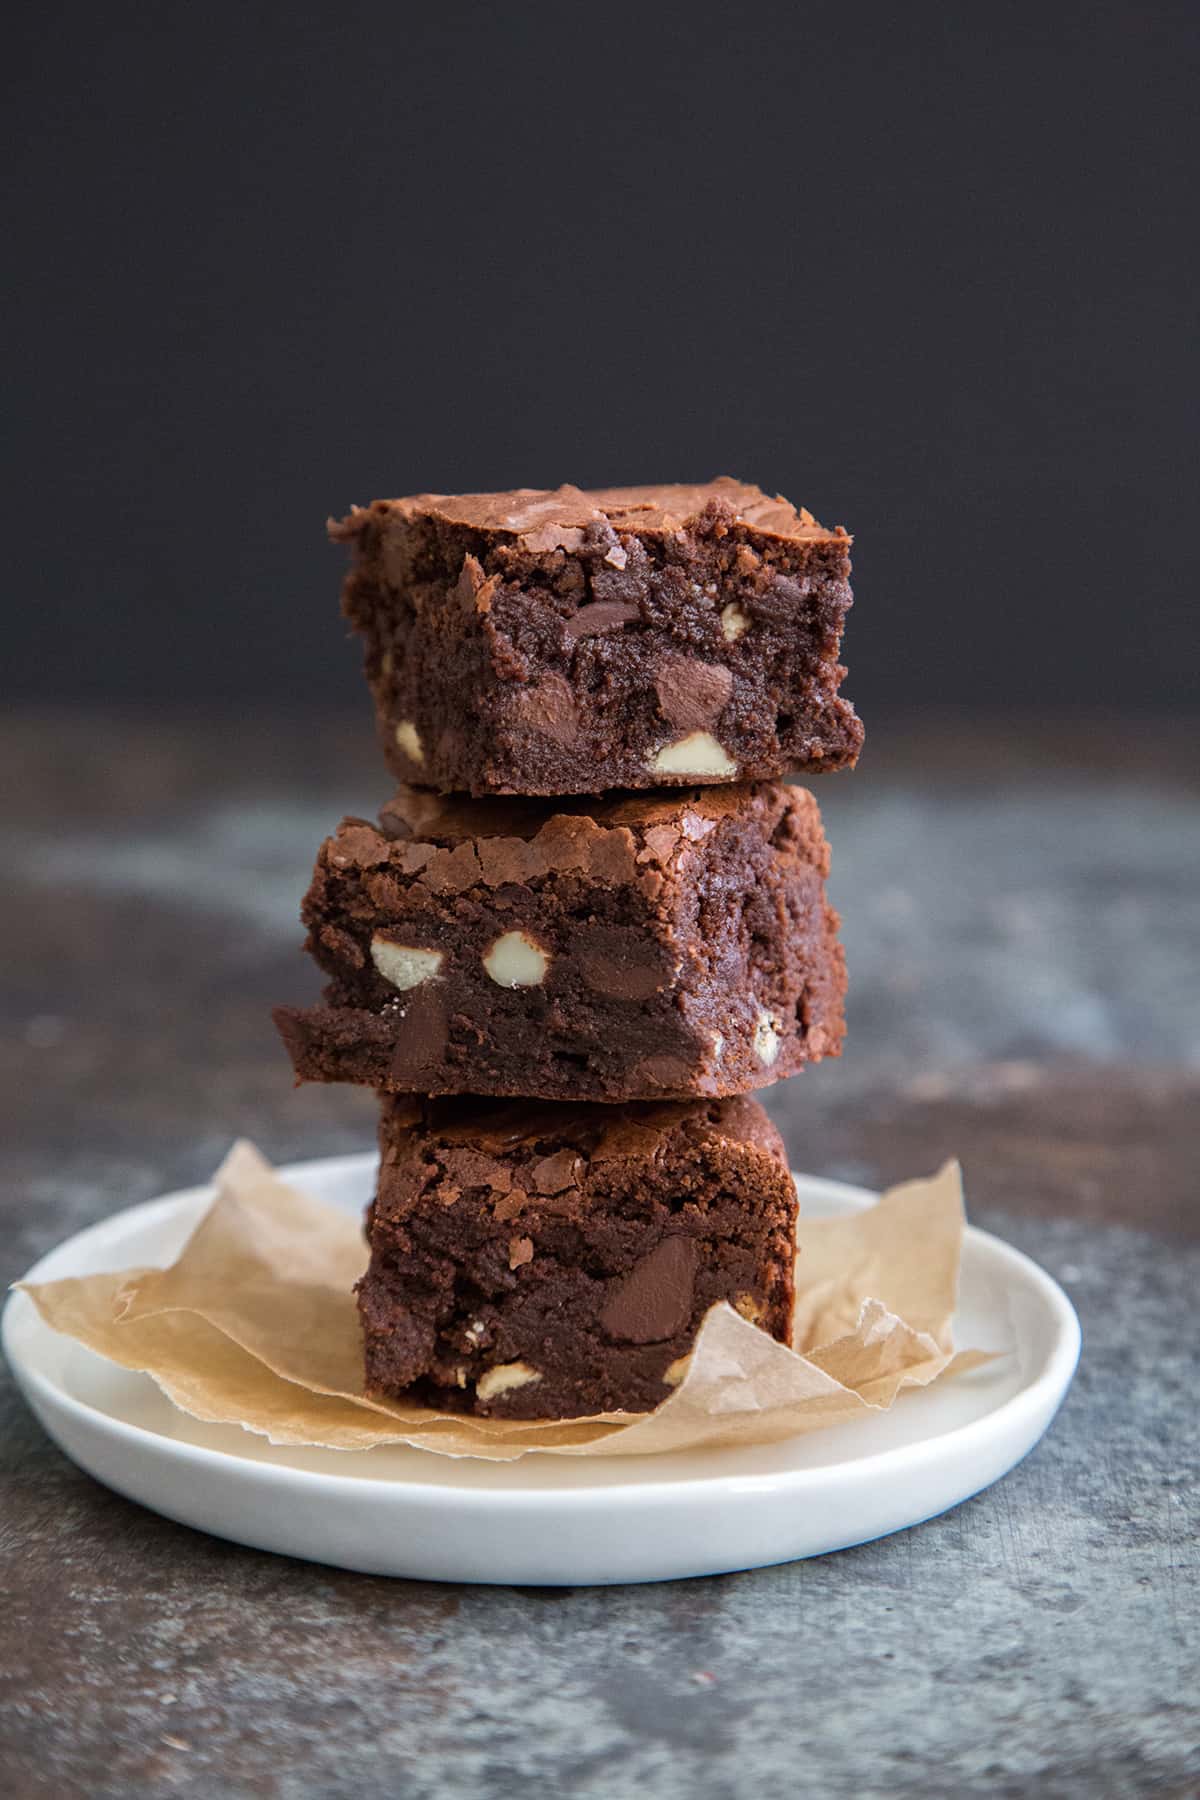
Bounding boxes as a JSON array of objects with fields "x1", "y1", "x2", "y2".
[{"x1": 274, "y1": 781, "x2": 845, "y2": 1103}]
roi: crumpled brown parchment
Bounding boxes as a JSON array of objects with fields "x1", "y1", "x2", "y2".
[{"x1": 19, "y1": 1145, "x2": 996, "y2": 1460}]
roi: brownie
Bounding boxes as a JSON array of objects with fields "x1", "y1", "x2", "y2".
[
  {"x1": 273, "y1": 780, "x2": 845, "y2": 1103},
  {"x1": 360, "y1": 1092, "x2": 799, "y2": 1418},
  {"x1": 332, "y1": 478, "x2": 863, "y2": 796}
]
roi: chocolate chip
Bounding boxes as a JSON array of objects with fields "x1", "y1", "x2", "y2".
[
  {"x1": 654, "y1": 655, "x2": 734, "y2": 731},
  {"x1": 598, "y1": 1236, "x2": 700, "y2": 1343},
  {"x1": 571, "y1": 925, "x2": 669, "y2": 1001}
]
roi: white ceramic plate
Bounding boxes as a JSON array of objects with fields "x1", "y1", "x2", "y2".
[{"x1": 3, "y1": 1154, "x2": 1079, "y2": 1586}]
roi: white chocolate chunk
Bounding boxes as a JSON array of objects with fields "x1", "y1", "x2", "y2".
[
  {"x1": 394, "y1": 719, "x2": 424, "y2": 763},
  {"x1": 720, "y1": 602, "x2": 751, "y2": 642},
  {"x1": 753, "y1": 1007, "x2": 781, "y2": 1067},
  {"x1": 476, "y1": 1361, "x2": 542, "y2": 1401},
  {"x1": 370, "y1": 938, "x2": 444, "y2": 991},
  {"x1": 648, "y1": 731, "x2": 737, "y2": 778},
  {"x1": 483, "y1": 929, "x2": 550, "y2": 988},
  {"x1": 662, "y1": 1354, "x2": 691, "y2": 1388}
]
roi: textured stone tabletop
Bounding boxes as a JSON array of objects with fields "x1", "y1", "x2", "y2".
[{"x1": 2, "y1": 711, "x2": 1197, "y2": 1799}]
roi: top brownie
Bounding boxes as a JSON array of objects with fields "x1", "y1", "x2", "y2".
[{"x1": 333, "y1": 478, "x2": 863, "y2": 797}]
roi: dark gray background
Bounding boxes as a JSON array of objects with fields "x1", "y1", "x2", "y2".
[{"x1": 5, "y1": 1, "x2": 1197, "y2": 712}]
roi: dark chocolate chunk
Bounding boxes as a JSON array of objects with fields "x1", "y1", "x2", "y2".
[
  {"x1": 653, "y1": 655, "x2": 734, "y2": 731},
  {"x1": 599, "y1": 1237, "x2": 701, "y2": 1344}
]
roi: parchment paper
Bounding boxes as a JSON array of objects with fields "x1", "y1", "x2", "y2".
[{"x1": 20, "y1": 1145, "x2": 997, "y2": 1460}]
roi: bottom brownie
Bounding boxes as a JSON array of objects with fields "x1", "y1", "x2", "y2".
[{"x1": 361, "y1": 1093, "x2": 799, "y2": 1419}]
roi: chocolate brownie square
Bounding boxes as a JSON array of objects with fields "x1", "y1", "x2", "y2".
[
  {"x1": 273, "y1": 780, "x2": 845, "y2": 1103},
  {"x1": 360, "y1": 1093, "x2": 799, "y2": 1418},
  {"x1": 332, "y1": 478, "x2": 862, "y2": 796}
]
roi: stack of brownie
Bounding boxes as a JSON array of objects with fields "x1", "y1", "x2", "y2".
[{"x1": 275, "y1": 479, "x2": 861, "y2": 1420}]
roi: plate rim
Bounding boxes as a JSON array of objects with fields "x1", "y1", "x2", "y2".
[{"x1": 3, "y1": 1152, "x2": 1081, "y2": 1505}]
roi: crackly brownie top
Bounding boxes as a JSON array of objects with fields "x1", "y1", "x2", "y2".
[
  {"x1": 322, "y1": 781, "x2": 828, "y2": 895},
  {"x1": 381, "y1": 1093, "x2": 789, "y2": 1176},
  {"x1": 330, "y1": 477, "x2": 847, "y2": 549}
]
